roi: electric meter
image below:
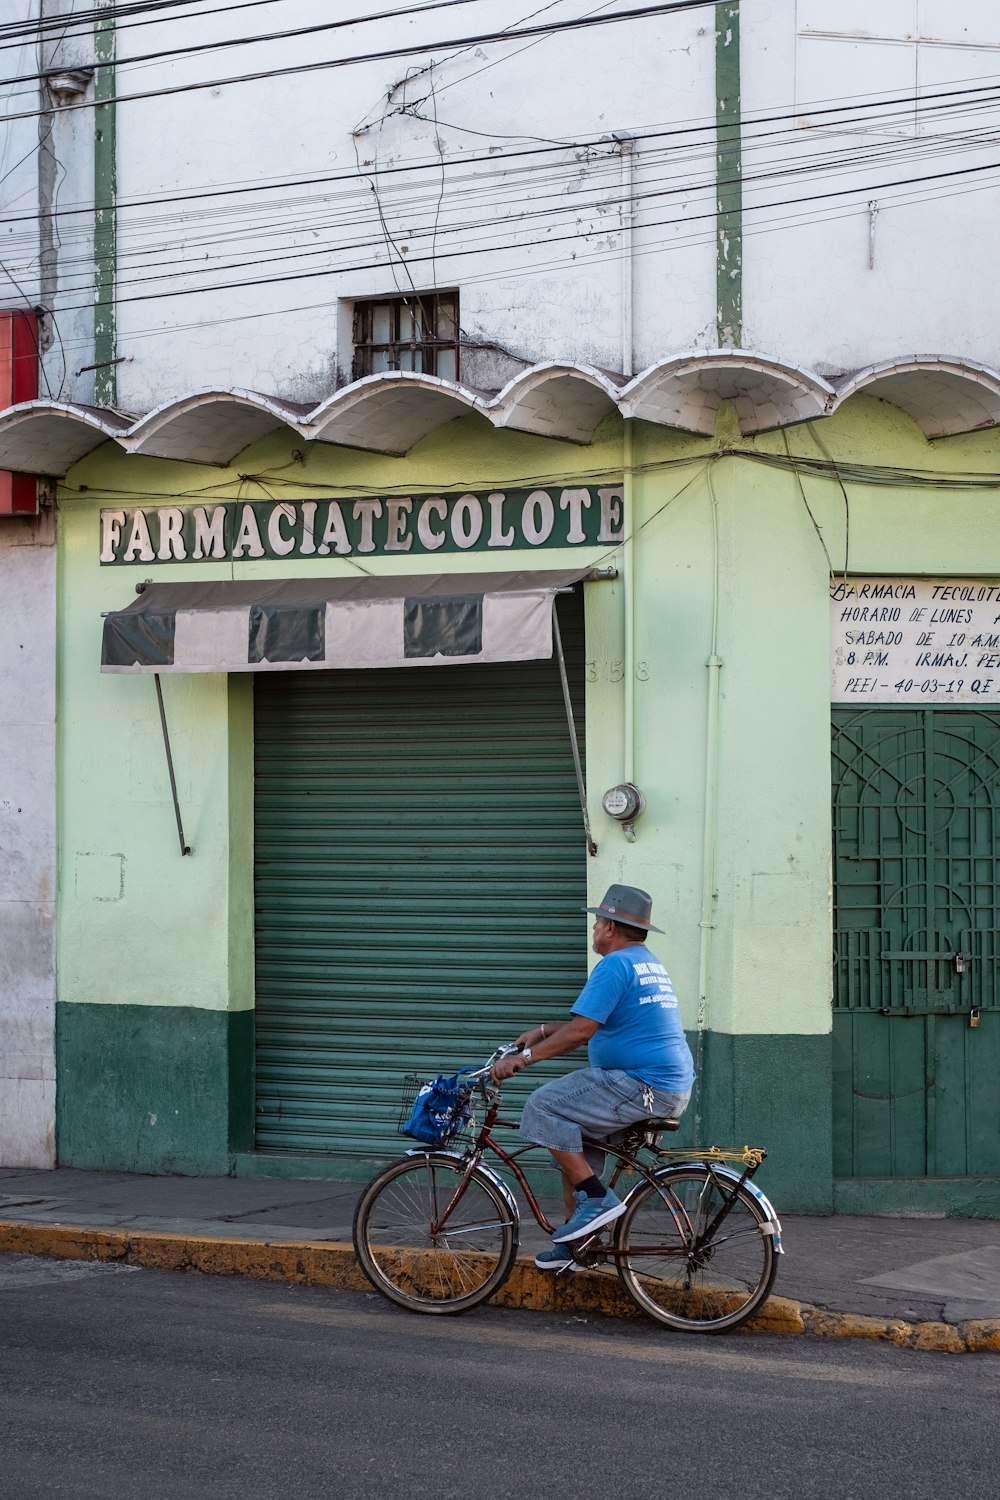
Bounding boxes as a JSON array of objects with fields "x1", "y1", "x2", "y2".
[{"x1": 602, "y1": 783, "x2": 645, "y2": 821}]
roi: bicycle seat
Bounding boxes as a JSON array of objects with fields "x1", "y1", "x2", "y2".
[{"x1": 645, "y1": 1117, "x2": 680, "y2": 1132}]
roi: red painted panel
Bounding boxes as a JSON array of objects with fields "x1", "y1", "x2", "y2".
[{"x1": 0, "y1": 309, "x2": 39, "y2": 516}]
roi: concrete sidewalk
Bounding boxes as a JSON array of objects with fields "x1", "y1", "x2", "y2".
[{"x1": 2, "y1": 1165, "x2": 1000, "y2": 1352}]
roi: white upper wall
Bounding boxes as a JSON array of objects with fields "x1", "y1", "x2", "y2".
[
  {"x1": 4, "y1": 0, "x2": 999, "y2": 407},
  {"x1": 0, "y1": 0, "x2": 97, "y2": 399},
  {"x1": 32, "y1": 0, "x2": 720, "y2": 406},
  {"x1": 125, "y1": 1, "x2": 720, "y2": 406},
  {"x1": 0, "y1": 2, "x2": 45, "y2": 313},
  {"x1": 742, "y1": 0, "x2": 1000, "y2": 374}
]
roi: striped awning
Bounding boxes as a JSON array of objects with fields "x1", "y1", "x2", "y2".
[{"x1": 100, "y1": 569, "x2": 595, "y2": 673}]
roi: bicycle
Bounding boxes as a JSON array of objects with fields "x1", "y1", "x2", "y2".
[{"x1": 352, "y1": 1045, "x2": 783, "y2": 1334}]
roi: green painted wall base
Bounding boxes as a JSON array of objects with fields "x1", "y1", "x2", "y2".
[
  {"x1": 834, "y1": 1177, "x2": 1000, "y2": 1219},
  {"x1": 691, "y1": 1030, "x2": 833, "y2": 1212},
  {"x1": 233, "y1": 1022, "x2": 833, "y2": 1208},
  {"x1": 65, "y1": 1006, "x2": 1000, "y2": 1219},
  {"x1": 56, "y1": 1003, "x2": 835, "y2": 1210},
  {"x1": 56, "y1": 1003, "x2": 253, "y2": 1175}
]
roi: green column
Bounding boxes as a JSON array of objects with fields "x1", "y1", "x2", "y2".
[
  {"x1": 94, "y1": 0, "x2": 117, "y2": 407},
  {"x1": 715, "y1": 1, "x2": 743, "y2": 348}
]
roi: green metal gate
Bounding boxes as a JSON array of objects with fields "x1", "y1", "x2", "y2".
[
  {"x1": 253, "y1": 594, "x2": 588, "y2": 1159},
  {"x1": 832, "y1": 707, "x2": 1000, "y2": 1178}
]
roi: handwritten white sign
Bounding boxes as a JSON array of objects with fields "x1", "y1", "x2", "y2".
[{"x1": 830, "y1": 577, "x2": 1000, "y2": 703}]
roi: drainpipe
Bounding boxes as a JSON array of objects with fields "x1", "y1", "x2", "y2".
[
  {"x1": 694, "y1": 459, "x2": 723, "y2": 1137},
  {"x1": 613, "y1": 131, "x2": 636, "y2": 379},
  {"x1": 37, "y1": 16, "x2": 58, "y2": 378},
  {"x1": 93, "y1": 0, "x2": 117, "y2": 406},
  {"x1": 622, "y1": 423, "x2": 636, "y2": 803},
  {"x1": 614, "y1": 133, "x2": 638, "y2": 803}
]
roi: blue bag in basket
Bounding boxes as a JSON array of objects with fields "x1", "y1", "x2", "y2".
[{"x1": 402, "y1": 1070, "x2": 474, "y2": 1146}]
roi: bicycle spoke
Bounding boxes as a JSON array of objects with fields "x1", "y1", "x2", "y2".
[
  {"x1": 435, "y1": 1220, "x2": 508, "y2": 1238},
  {"x1": 354, "y1": 1156, "x2": 518, "y2": 1313},
  {"x1": 698, "y1": 1223, "x2": 769, "y2": 1251},
  {"x1": 616, "y1": 1168, "x2": 776, "y2": 1332}
]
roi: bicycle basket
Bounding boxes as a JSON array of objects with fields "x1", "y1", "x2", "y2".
[{"x1": 399, "y1": 1070, "x2": 474, "y2": 1147}]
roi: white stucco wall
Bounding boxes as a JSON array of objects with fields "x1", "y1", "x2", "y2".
[
  {"x1": 741, "y1": 1, "x2": 1000, "y2": 373},
  {"x1": 101, "y1": 0, "x2": 717, "y2": 409},
  {"x1": 15, "y1": 0, "x2": 991, "y2": 412},
  {"x1": 0, "y1": 1, "x2": 993, "y2": 412},
  {"x1": 0, "y1": 512, "x2": 56, "y2": 1167}
]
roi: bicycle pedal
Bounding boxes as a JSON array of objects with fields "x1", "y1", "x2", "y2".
[{"x1": 570, "y1": 1235, "x2": 604, "y2": 1267}]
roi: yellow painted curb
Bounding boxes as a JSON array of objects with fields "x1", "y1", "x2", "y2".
[
  {"x1": 2, "y1": 1219, "x2": 998, "y2": 1352},
  {"x1": 0, "y1": 1221, "x2": 370, "y2": 1292}
]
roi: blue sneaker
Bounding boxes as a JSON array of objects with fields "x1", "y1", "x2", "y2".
[
  {"x1": 534, "y1": 1245, "x2": 584, "y2": 1272},
  {"x1": 551, "y1": 1187, "x2": 625, "y2": 1243}
]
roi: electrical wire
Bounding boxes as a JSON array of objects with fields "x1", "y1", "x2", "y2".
[
  {"x1": 0, "y1": 0, "x2": 280, "y2": 40},
  {"x1": 56, "y1": 446, "x2": 1000, "y2": 521},
  {"x1": 5, "y1": 94, "x2": 998, "y2": 269},
  {"x1": 7, "y1": 82, "x2": 1000, "y2": 299},
  {"x1": 802, "y1": 424, "x2": 850, "y2": 575},
  {"x1": 7, "y1": 143, "x2": 1000, "y2": 369},
  {"x1": 0, "y1": 0, "x2": 724, "y2": 124},
  {"x1": 0, "y1": 0, "x2": 489, "y2": 57},
  {"x1": 30, "y1": 147, "x2": 1000, "y2": 316},
  {"x1": 0, "y1": 0, "x2": 511, "y2": 81},
  {"x1": 3, "y1": 74, "x2": 999, "y2": 232},
  {"x1": 352, "y1": 0, "x2": 626, "y2": 135},
  {"x1": 2, "y1": 15, "x2": 998, "y2": 361},
  {"x1": 95, "y1": 120, "x2": 1000, "y2": 268},
  {"x1": 783, "y1": 428, "x2": 834, "y2": 576}
]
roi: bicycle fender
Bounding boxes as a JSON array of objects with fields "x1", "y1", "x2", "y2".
[
  {"x1": 403, "y1": 1148, "x2": 520, "y2": 1223},
  {"x1": 651, "y1": 1162, "x2": 784, "y2": 1254}
]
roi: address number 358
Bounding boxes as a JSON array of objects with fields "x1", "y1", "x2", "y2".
[{"x1": 586, "y1": 660, "x2": 650, "y2": 683}]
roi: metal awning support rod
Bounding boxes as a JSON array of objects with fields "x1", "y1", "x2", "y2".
[
  {"x1": 553, "y1": 609, "x2": 597, "y2": 857},
  {"x1": 154, "y1": 673, "x2": 192, "y2": 856}
]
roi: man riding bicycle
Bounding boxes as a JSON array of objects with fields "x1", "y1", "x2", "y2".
[{"x1": 491, "y1": 883, "x2": 695, "y2": 1269}]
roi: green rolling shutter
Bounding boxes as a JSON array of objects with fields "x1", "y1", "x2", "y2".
[{"x1": 253, "y1": 592, "x2": 588, "y2": 1158}]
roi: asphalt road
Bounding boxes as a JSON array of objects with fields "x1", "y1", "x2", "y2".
[{"x1": 2, "y1": 1255, "x2": 998, "y2": 1500}]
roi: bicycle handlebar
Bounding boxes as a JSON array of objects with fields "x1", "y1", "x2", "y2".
[
  {"x1": 461, "y1": 1044, "x2": 524, "y2": 1092},
  {"x1": 463, "y1": 1043, "x2": 522, "y2": 1086}
]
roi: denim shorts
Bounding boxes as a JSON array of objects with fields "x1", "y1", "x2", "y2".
[{"x1": 519, "y1": 1066, "x2": 692, "y2": 1170}]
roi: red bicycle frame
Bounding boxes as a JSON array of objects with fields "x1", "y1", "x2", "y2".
[{"x1": 425, "y1": 1089, "x2": 705, "y2": 1259}]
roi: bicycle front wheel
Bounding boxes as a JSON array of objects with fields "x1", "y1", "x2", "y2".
[
  {"x1": 615, "y1": 1166, "x2": 778, "y2": 1333},
  {"x1": 353, "y1": 1153, "x2": 519, "y2": 1314}
]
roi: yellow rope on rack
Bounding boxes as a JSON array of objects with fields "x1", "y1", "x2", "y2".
[{"x1": 654, "y1": 1145, "x2": 767, "y2": 1168}]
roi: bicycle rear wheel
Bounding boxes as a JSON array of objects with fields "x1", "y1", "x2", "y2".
[
  {"x1": 615, "y1": 1165, "x2": 778, "y2": 1332},
  {"x1": 353, "y1": 1153, "x2": 519, "y2": 1314}
]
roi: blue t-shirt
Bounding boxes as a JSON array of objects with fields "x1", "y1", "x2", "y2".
[{"x1": 571, "y1": 944, "x2": 695, "y2": 1093}]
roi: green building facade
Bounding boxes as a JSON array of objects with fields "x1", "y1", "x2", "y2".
[{"x1": 50, "y1": 393, "x2": 1000, "y2": 1214}]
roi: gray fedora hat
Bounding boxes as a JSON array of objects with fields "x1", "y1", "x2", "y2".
[{"x1": 584, "y1": 883, "x2": 663, "y2": 933}]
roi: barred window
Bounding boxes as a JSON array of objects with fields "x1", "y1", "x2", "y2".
[{"x1": 352, "y1": 291, "x2": 459, "y2": 381}]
